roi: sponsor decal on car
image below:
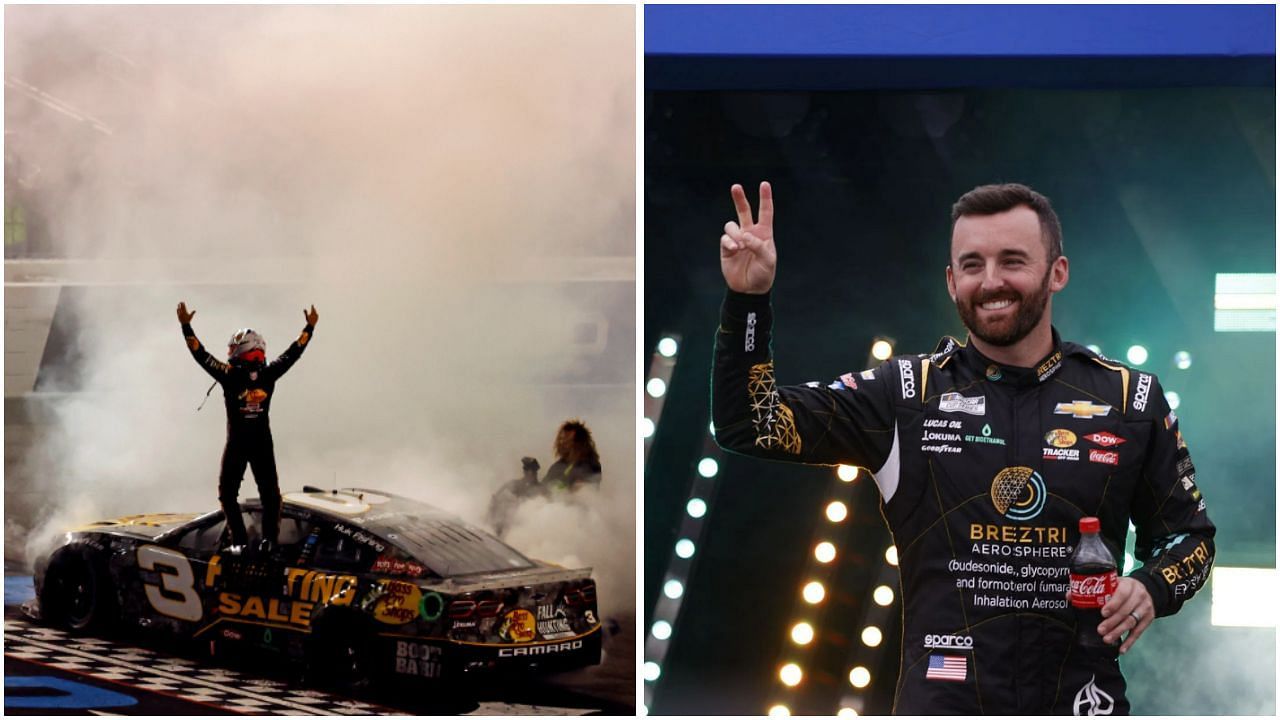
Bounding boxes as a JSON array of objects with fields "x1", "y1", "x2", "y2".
[
  {"x1": 939, "y1": 392, "x2": 986, "y2": 415},
  {"x1": 1132, "y1": 373, "x2": 1152, "y2": 412},
  {"x1": 1084, "y1": 431, "x2": 1125, "y2": 448},
  {"x1": 331, "y1": 523, "x2": 387, "y2": 552},
  {"x1": 1054, "y1": 400, "x2": 1111, "y2": 419},
  {"x1": 394, "y1": 640, "x2": 442, "y2": 678},
  {"x1": 373, "y1": 580, "x2": 423, "y2": 625},
  {"x1": 1088, "y1": 449, "x2": 1119, "y2": 466},
  {"x1": 498, "y1": 639, "x2": 585, "y2": 658},
  {"x1": 499, "y1": 609, "x2": 537, "y2": 643},
  {"x1": 1044, "y1": 429, "x2": 1077, "y2": 448},
  {"x1": 371, "y1": 555, "x2": 427, "y2": 578},
  {"x1": 536, "y1": 605, "x2": 575, "y2": 639}
]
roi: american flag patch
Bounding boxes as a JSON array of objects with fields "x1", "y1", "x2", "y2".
[{"x1": 925, "y1": 654, "x2": 967, "y2": 682}]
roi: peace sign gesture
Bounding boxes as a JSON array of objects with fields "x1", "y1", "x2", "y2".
[{"x1": 720, "y1": 181, "x2": 777, "y2": 294}]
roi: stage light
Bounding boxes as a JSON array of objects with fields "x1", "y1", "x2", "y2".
[
  {"x1": 779, "y1": 663, "x2": 803, "y2": 687},
  {"x1": 873, "y1": 585, "x2": 895, "y2": 606},
  {"x1": 1211, "y1": 567, "x2": 1277, "y2": 628},
  {"x1": 1174, "y1": 351, "x2": 1192, "y2": 370},
  {"x1": 1165, "y1": 391, "x2": 1181, "y2": 410},
  {"x1": 837, "y1": 464, "x2": 859, "y2": 482},
  {"x1": 826, "y1": 501, "x2": 848, "y2": 523},
  {"x1": 698, "y1": 458, "x2": 720, "y2": 478},
  {"x1": 643, "y1": 661, "x2": 661, "y2": 681},
  {"x1": 1086, "y1": 344, "x2": 1102, "y2": 355},
  {"x1": 646, "y1": 378, "x2": 667, "y2": 398},
  {"x1": 802, "y1": 581, "x2": 826, "y2": 604},
  {"x1": 663, "y1": 580, "x2": 684, "y2": 599},
  {"x1": 885, "y1": 546, "x2": 899, "y2": 566},
  {"x1": 790, "y1": 622, "x2": 815, "y2": 645},
  {"x1": 658, "y1": 337, "x2": 679, "y2": 357},
  {"x1": 675, "y1": 539, "x2": 696, "y2": 559},
  {"x1": 651, "y1": 621, "x2": 672, "y2": 640},
  {"x1": 1126, "y1": 345, "x2": 1148, "y2": 366},
  {"x1": 848, "y1": 666, "x2": 871, "y2": 688},
  {"x1": 641, "y1": 417, "x2": 655, "y2": 438},
  {"x1": 837, "y1": 708, "x2": 858, "y2": 718},
  {"x1": 815, "y1": 542, "x2": 836, "y2": 563},
  {"x1": 871, "y1": 340, "x2": 893, "y2": 361},
  {"x1": 687, "y1": 498, "x2": 707, "y2": 518},
  {"x1": 861, "y1": 625, "x2": 883, "y2": 647},
  {"x1": 768, "y1": 705, "x2": 791, "y2": 717}
]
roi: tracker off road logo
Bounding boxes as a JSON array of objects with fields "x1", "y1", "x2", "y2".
[
  {"x1": 989, "y1": 466, "x2": 1046, "y2": 521},
  {"x1": 1073, "y1": 675, "x2": 1115, "y2": 716}
]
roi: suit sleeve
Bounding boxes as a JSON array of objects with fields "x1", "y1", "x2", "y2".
[
  {"x1": 266, "y1": 324, "x2": 315, "y2": 380},
  {"x1": 181, "y1": 323, "x2": 230, "y2": 380},
  {"x1": 711, "y1": 290, "x2": 897, "y2": 470},
  {"x1": 1127, "y1": 375, "x2": 1216, "y2": 618}
]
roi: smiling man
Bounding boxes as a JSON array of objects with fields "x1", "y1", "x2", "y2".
[{"x1": 711, "y1": 182, "x2": 1215, "y2": 715}]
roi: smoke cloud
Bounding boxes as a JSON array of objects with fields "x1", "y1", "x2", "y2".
[{"x1": 5, "y1": 5, "x2": 635, "y2": 616}]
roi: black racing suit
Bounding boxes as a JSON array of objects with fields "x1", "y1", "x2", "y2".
[
  {"x1": 182, "y1": 322, "x2": 314, "y2": 547},
  {"x1": 712, "y1": 290, "x2": 1215, "y2": 715}
]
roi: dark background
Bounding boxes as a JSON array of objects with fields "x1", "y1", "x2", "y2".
[{"x1": 642, "y1": 5, "x2": 1276, "y2": 716}]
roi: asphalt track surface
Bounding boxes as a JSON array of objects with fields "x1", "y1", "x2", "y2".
[{"x1": 3, "y1": 572, "x2": 635, "y2": 715}]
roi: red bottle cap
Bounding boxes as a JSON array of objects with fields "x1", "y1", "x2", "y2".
[{"x1": 1079, "y1": 516, "x2": 1100, "y2": 534}]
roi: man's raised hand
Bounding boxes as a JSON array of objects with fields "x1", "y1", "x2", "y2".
[
  {"x1": 177, "y1": 301, "x2": 195, "y2": 324},
  {"x1": 720, "y1": 181, "x2": 777, "y2": 294},
  {"x1": 305, "y1": 305, "x2": 319, "y2": 326}
]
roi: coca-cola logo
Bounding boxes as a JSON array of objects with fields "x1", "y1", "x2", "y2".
[{"x1": 1069, "y1": 572, "x2": 1118, "y2": 609}]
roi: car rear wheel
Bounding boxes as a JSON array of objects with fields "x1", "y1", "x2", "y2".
[{"x1": 40, "y1": 547, "x2": 116, "y2": 634}]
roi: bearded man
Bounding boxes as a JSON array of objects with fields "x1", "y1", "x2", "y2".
[{"x1": 710, "y1": 182, "x2": 1215, "y2": 714}]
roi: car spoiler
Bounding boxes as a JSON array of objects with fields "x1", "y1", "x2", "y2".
[{"x1": 426, "y1": 565, "x2": 594, "y2": 593}]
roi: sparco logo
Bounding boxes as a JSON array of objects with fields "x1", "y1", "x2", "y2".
[
  {"x1": 898, "y1": 359, "x2": 916, "y2": 399},
  {"x1": 923, "y1": 634, "x2": 973, "y2": 650},
  {"x1": 744, "y1": 312, "x2": 757, "y2": 352},
  {"x1": 1132, "y1": 373, "x2": 1152, "y2": 412},
  {"x1": 498, "y1": 639, "x2": 584, "y2": 657},
  {"x1": 1073, "y1": 675, "x2": 1115, "y2": 716}
]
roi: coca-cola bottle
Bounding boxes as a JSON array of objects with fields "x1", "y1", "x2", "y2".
[{"x1": 1069, "y1": 516, "x2": 1118, "y2": 647}]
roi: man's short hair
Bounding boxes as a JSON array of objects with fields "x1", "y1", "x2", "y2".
[{"x1": 951, "y1": 183, "x2": 1063, "y2": 263}]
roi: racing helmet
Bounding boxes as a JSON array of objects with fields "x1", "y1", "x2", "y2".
[{"x1": 227, "y1": 328, "x2": 267, "y2": 363}]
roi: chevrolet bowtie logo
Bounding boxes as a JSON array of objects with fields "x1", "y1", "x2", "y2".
[{"x1": 1054, "y1": 400, "x2": 1112, "y2": 419}]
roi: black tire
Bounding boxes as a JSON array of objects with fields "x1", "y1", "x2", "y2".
[
  {"x1": 39, "y1": 546, "x2": 117, "y2": 634},
  {"x1": 306, "y1": 613, "x2": 375, "y2": 692}
]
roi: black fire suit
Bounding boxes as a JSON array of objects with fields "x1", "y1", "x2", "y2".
[
  {"x1": 182, "y1": 322, "x2": 314, "y2": 547},
  {"x1": 712, "y1": 290, "x2": 1215, "y2": 715}
]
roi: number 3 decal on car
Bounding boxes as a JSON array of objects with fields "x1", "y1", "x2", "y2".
[{"x1": 137, "y1": 545, "x2": 203, "y2": 622}]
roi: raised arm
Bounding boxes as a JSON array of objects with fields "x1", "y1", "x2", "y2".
[
  {"x1": 177, "y1": 301, "x2": 229, "y2": 379},
  {"x1": 710, "y1": 183, "x2": 898, "y2": 472},
  {"x1": 266, "y1": 305, "x2": 318, "y2": 380}
]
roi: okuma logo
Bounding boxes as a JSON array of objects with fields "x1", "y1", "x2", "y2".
[
  {"x1": 989, "y1": 466, "x2": 1046, "y2": 522},
  {"x1": 1073, "y1": 675, "x2": 1114, "y2": 716}
]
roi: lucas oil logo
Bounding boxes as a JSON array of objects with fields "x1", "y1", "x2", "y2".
[{"x1": 989, "y1": 466, "x2": 1046, "y2": 521}]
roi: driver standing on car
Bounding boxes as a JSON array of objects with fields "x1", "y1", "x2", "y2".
[{"x1": 177, "y1": 301, "x2": 318, "y2": 554}]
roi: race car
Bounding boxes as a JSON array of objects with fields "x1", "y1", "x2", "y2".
[{"x1": 27, "y1": 487, "x2": 602, "y2": 687}]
